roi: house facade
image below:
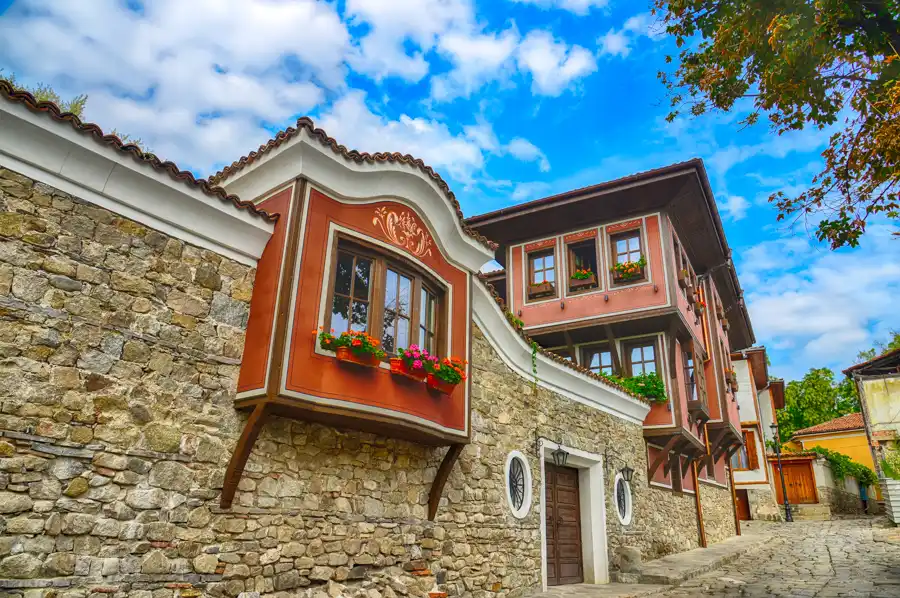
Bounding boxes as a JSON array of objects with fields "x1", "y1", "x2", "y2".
[
  {"x1": 1, "y1": 81, "x2": 751, "y2": 598},
  {"x1": 844, "y1": 348, "x2": 900, "y2": 464},
  {"x1": 728, "y1": 347, "x2": 784, "y2": 521}
]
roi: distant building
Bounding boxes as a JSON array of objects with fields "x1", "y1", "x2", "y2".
[{"x1": 844, "y1": 348, "x2": 900, "y2": 469}]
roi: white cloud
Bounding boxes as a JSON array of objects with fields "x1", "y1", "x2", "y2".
[
  {"x1": 431, "y1": 28, "x2": 520, "y2": 101},
  {"x1": 721, "y1": 195, "x2": 750, "y2": 221},
  {"x1": 598, "y1": 11, "x2": 664, "y2": 58},
  {"x1": 0, "y1": 0, "x2": 349, "y2": 172},
  {"x1": 598, "y1": 29, "x2": 632, "y2": 57},
  {"x1": 345, "y1": 0, "x2": 474, "y2": 82},
  {"x1": 506, "y1": 138, "x2": 551, "y2": 171},
  {"x1": 739, "y1": 224, "x2": 900, "y2": 379},
  {"x1": 517, "y1": 31, "x2": 596, "y2": 96},
  {"x1": 511, "y1": 181, "x2": 552, "y2": 201},
  {"x1": 509, "y1": 0, "x2": 610, "y2": 16}
]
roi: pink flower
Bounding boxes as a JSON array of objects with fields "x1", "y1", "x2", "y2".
[
  {"x1": 409, "y1": 344, "x2": 420, "y2": 352},
  {"x1": 413, "y1": 350, "x2": 420, "y2": 358},
  {"x1": 404, "y1": 351, "x2": 411, "y2": 357},
  {"x1": 413, "y1": 360, "x2": 423, "y2": 369}
]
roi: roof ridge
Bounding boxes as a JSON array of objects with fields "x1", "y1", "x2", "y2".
[
  {"x1": 0, "y1": 79, "x2": 277, "y2": 224},
  {"x1": 793, "y1": 412, "x2": 864, "y2": 436},
  {"x1": 210, "y1": 116, "x2": 497, "y2": 252}
]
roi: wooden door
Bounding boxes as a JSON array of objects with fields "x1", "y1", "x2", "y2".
[
  {"x1": 735, "y1": 489, "x2": 751, "y2": 520},
  {"x1": 545, "y1": 464, "x2": 583, "y2": 586},
  {"x1": 772, "y1": 461, "x2": 817, "y2": 504}
]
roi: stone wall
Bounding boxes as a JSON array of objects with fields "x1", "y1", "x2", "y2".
[
  {"x1": 698, "y1": 482, "x2": 736, "y2": 544},
  {"x1": 745, "y1": 486, "x2": 782, "y2": 521},
  {"x1": 0, "y1": 166, "x2": 734, "y2": 598}
]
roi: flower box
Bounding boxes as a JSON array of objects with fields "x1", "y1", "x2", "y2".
[
  {"x1": 335, "y1": 347, "x2": 381, "y2": 368},
  {"x1": 685, "y1": 284, "x2": 696, "y2": 304},
  {"x1": 389, "y1": 357, "x2": 428, "y2": 382},
  {"x1": 569, "y1": 273, "x2": 597, "y2": 291},
  {"x1": 677, "y1": 269, "x2": 689, "y2": 289},
  {"x1": 427, "y1": 373, "x2": 458, "y2": 395},
  {"x1": 527, "y1": 280, "x2": 555, "y2": 299},
  {"x1": 612, "y1": 267, "x2": 644, "y2": 283}
]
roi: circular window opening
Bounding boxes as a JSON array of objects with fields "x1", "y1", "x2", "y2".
[
  {"x1": 505, "y1": 450, "x2": 533, "y2": 518},
  {"x1": 614, "y1": 473, "x2": 633, "y2": 525}
]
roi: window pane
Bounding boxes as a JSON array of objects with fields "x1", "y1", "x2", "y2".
[
  {"x1": 334, "y1": 252, "x2": 353, "y2": 296},
  {"x1": 420, "y1": 289, "x2": 429, "y2": 328},
  {"x1": 589, "y1": 353, "x2": 599, "y2": 370},
  {"x1": 644, "y1": 361, "x2": 656, "y2": 374},
  {"x1": 384, "y1": 269, "x2": 398, "y2": 310},
  {"x1": 631, "y1": 363, "x2": 642, "y2": 377},
  {"x1": 331, "y1": 295, "x2": 350, "y2": 333},
  {"x1": 398, "y1": 275, "x2": 411, "y2": 315},
  {"x1": 350, "y1": 300, "x2": 368, "y2": 332},
  {"x1": 545, "y1": 254, "x2": 554, "y2": 268},
  {"x1": 354, "y1": 258, "x2": 371, "y2": 299},
  {"x1": 628, "y1": 251, "x2": 641, "y2": 263},
  {"x1": 616, "y1": 239, "x2": 627, "y2": 254},
  {"x1": 535, "y1": 271, "x2": 544, "y2": 283},
  {"x1": 545, "y1": 268, "x2": 555, "y2": 282},
  {"x1": 601, "y1": 352, "x2": 612, "y2": 367},
  {"x1": 397, "y1": 318, "x2": 409, "y2": 350},
  {"x1": 631, "y1": 347, "x2": 642, "y2": 362}
]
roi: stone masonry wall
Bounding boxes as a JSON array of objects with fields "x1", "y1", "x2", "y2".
[
  {"x1": 698, "y1": 482, "x2": 736, "y2": 545},
  {"x1": 0, "y1": 166, "x2": 732, "y2": 598}
]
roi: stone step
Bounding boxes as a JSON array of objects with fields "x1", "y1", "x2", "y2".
[{"x1": 780, "y1": 503, "x2": 831, "y2": 521}]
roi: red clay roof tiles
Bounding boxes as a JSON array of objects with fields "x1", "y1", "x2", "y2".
[
  {"x1": 793, "y1": 412, "x2": 864, "y2": 437},
  {"x1": 0, "y1": 79, "x2": 277, "y2": 224}
]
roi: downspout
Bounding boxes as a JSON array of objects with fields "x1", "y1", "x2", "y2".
[
  {"x1": 728, "y1": 465, "x2": 741, "y2": 536},
  {"x1": 692, "y1": 460, "x2": 707, "y2": 547}
]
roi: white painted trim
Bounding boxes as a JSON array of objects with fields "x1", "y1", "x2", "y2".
[
  {"x1": 538, "y1": 440, "x2": 609, "y2": 590},
  {"x1": 221, "y1": 130, "x2": 494, "y2": 272},
  {"x1": 472, "y1": 283, "x2": 651, "y2": 425},
  {"x1": 0, "y1": 100, "x2": 273, "y2": 266},
  {"x1": 505, "y1": 451, "x2": 533, "y2": 519},
  {"x1": 613, "y1": 472, "x2": 633, "y2": 525}
]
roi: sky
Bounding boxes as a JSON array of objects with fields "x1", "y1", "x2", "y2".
[{"x1": 0, "y1": 0, "x2": 897, "y2": 382}]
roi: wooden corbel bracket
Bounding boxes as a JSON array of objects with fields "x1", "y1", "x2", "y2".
[{"x1": 220, "y1": 401, "x2": 272, "y2": 509}]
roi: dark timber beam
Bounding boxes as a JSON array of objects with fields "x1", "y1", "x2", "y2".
[
  {"x1": 604, "y1": 325, "x2": 622, "y2": 376},
  {"x1": 221, "y1": 402, "x2": 271, "y2": 509},
  {"x1": 563, "y1": 329, "x2": 578, "y2": 365},
  {"x1": 648, "y1": 435, "x2": 679, "y2": 480},
  {"x1": 428, "y1": 444, "x2": 464, "y2": 521}
]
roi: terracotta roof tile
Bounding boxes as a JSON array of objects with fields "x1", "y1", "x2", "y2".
[
  {"x1": 793, "y1": 412, "x2": 864, "y2": 437},
  {"x1": 0, "y1": 80, "x2": 277, "y2": 224},
  {"x1": 210, "y1": 116, "x2": 497, "y2": 252}
]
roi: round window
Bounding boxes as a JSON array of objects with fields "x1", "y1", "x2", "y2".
[
  {"x1": 614, "y1": 473, "x2": 633, "y2": 525},
  {"x1": 505, "y1": 451, "x2": 533, "y2": 518}
]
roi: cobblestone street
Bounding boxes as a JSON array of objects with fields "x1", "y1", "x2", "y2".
[{"x1": 660, "y1": 518, "x2": 900, "y2": 597}]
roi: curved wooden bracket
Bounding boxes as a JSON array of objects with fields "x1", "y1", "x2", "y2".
[
  {"x1": 428, "y1": 444, "x2": 464, "y2": 521},
  {"x1": 221, "y1": 402, "x2": 271, "y2": 509}
]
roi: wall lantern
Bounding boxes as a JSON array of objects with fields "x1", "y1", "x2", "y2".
[
  {"x1": 551, "y1": 445, "x2": 569, "y2": 467},
  {"x1": 619, "y1": 465, "x2": 635, "y2": 484}
]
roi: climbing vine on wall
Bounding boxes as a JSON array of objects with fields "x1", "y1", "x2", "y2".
[{"x1": 804, "y1": 447, "x2": 877, "y2": 487}]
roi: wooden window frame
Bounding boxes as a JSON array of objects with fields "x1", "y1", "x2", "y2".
[
  {"x1": 623, "y1": 337, "x2": 660, "y2": 378},
  {"x1": 526, "y1": 248, "x2": 558, "y2": 302},
  {"x1": 323, "y1": 236, "x2": 447, "y2": 358},
  {"x1": 610, "y1": 228, "x2": 646, "y2": 285},
  {"x1": 683, "y1": 346, "x2": 697, "y2": 403},
  {"x1": 581, "y1": 343, "x2": 615, "y2": 377},
  {"x1": 566, "y1": 238, "x2": 600, "y2": 294},
  {"x1": 732, "y1": 430, "x2": 758, "y2": 471}
]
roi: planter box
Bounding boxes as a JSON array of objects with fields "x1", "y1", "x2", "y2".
[
  {"x1": 335, "y1": 347, "x2": 380, "y2": 368},
  {"x1": 612, "y1": 268, "x2": 644, "y2": 284},
  {"x1": 527, "y1": 281, "x2": 555, "y2": 299},
  {"x1": 881, "y1": 478, "x2": 900, "y2": 524},
  {"x1": 568, "y1": 273, "x2": 597, "y2": 291},
  {"x1": 427, "y1": 373, "x2": 457, "y2": 395},
  {"x1": 677, "y1": 269, "x2": 689, "y2": 289},
  {"x1": 389, "y1": 358, "x2": 428, "y2": 382}
]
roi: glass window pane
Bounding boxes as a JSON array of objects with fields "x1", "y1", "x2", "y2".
[
  {"x1": 545, "y1": 268, "x2": 555, "y2": 282},
  {"x1": 384, "y1": 269, "x2": 398, "y2": 310},
  {"x1": 645, "y1": 361, "x2": 656, "y2": 374},
  {"x1": 601, "y1": 352, "x2": 611, "y2": 367},
  {"x1": 331, "y1": 295, "x2": 349, "y2": 333},
  {"x1": 628, "y1": 251, "x2": 641, "y2": 263},
  {"x1": 350, "y1": 301, "x2": 368, "y2": 332},
  {"x1": 397, "y1": 318, "x2": 409, "y2": 350},
  {"x1": 631, "y1": 347, "x2": 641, "y2": 362},
  {"x1": 545, "y1": 254, "x2": 554, "y2": 268},
  {"x1": 398, "y1": 275, "x2": 411, "y2": 315},
  {"x1": 616, "y1": 239, "x2": 627, "y2": 254},
  {"x1": 354, "y1": 258, "x2": 371, "y2": 299},
  {"x1": 644, "y1": 344, "x2": 654, "y2": 360},
  {"x1": 589, "y1": 353, "x2": 599, "y2": 370},
  {"x1": 334, "y1": 252, "x2": 353, "y2": 296},
  {"x1": 631, "y1": 363, "x2": 642, "y2": 377},
  {"x1": 420, "y1": 289, "x2": 428, "y2": 328},
  {"x1": 535, "y1": 271, "x2": 544, "y2": 283}
]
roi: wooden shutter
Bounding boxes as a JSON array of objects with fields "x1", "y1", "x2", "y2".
[
  {"x1": 744, "y1": 431, "x2": 758, "y2": 470},
  {"x1": 693, "y1": 347, "x2": 708, "y2": 405}
]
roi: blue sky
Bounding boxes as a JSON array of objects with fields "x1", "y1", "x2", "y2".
[{"x1": 0, "y1": 0, "x2": 897, "y2": 381}]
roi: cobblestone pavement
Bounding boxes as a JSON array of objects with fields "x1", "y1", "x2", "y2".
[{"x1": 660, "y1": 518, "x2": 900, "y2": 597}]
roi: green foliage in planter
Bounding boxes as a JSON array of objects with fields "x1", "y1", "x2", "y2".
[
  {"x1": 807, "y1": 446, "x2": 877, "y2": 487},
  {"x1": 598, "y1": 371, "x2": 668, "y2": 403}
]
